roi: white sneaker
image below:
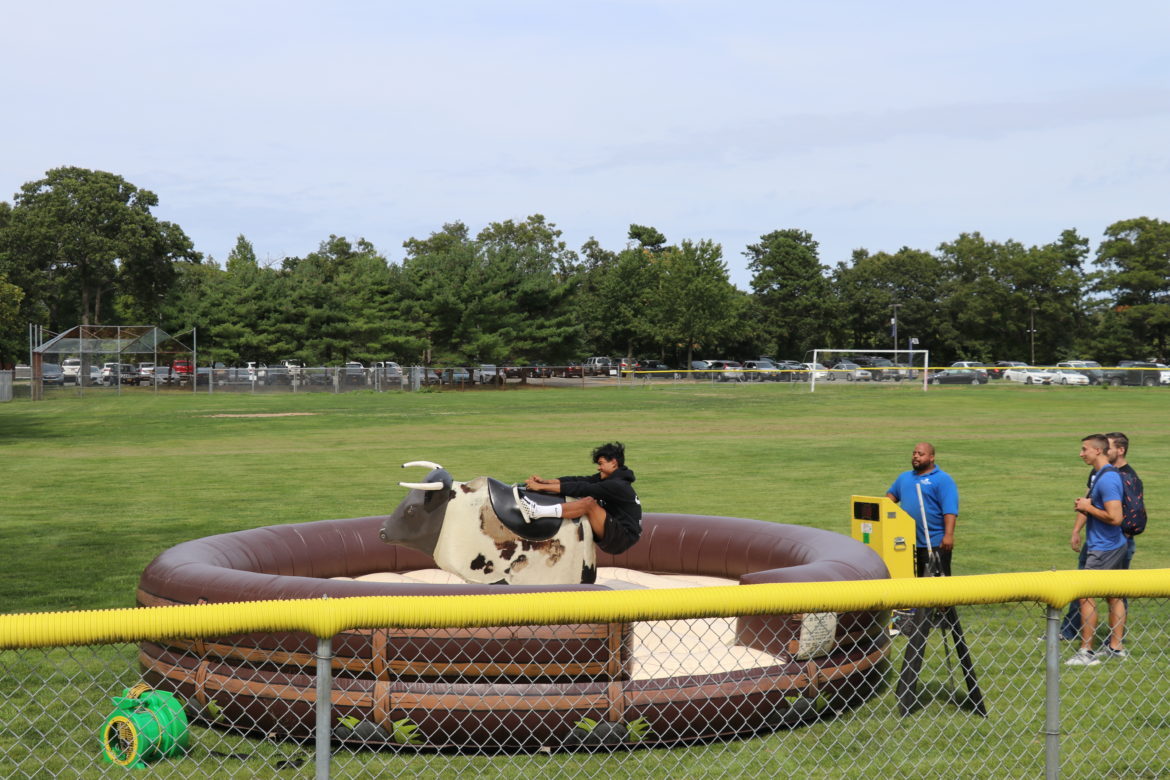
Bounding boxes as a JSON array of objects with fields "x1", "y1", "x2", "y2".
[
  {"x1": 1099, "y1": 644, "x2": 1129, "y2": 661},
  {"x1": 519, "y1": 496, "x2": 541, "y2": 523},
  {"x1": 1065, "y1": 648, "x2": 1100, "y2": 667}
]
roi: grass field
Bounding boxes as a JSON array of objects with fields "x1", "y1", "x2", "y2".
[
  {"x1": 3, "y1": 381, "x2": 1168, "y2": 612},
  {"x1": 1, "y1": 382, "x2": 1168, "y2": 777}
]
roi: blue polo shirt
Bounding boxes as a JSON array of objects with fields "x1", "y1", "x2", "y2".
[
  {"x1": 887, "y1": 465, "x2": 959, "y2": 548},
  {"x1": 1086, "y1": 466, "x2": 1125, "y2": 552}
]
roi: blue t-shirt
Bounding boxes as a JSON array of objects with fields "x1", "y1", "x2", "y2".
[
  {"x1": 1086, "y1": 466, "x2": 1125, "y2": 552},
  {"x1": 887, "y1": 466, "x2": 959, "y2": 548}
]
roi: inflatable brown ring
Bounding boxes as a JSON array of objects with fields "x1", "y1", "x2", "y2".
[{"x1": 137, "y1": 513, "x2": 891, "y2": 748}]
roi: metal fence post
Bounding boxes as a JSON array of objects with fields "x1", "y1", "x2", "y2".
[
  {"x1": 1045, "y1": 605, "x2": 1061, "y2": 779},
  {"x1": 316, "y1": 635, "x2": 333, "y2": 780}
]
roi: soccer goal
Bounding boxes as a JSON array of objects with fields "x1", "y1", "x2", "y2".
[{"x1": 808, "y1": 349, "x2": 930, "y2": 392}]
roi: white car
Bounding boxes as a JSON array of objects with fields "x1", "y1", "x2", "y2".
[
  {"x1": 1003, "y1": 366, "x2": 1052, "y2": 385},
  {"x1": 804, "y1": 362, "x2": 829, "y2": 380},
  {"x1": 1050, "y1": 368, "x2": 1089, "y2": 385},
  {"x1": 62, "y1": 358, "x2": 82, "y2": 383}
]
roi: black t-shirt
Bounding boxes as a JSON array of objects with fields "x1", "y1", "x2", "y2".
[{"x1": 557, "y1": 466, "x2": 642, "y2": 538}]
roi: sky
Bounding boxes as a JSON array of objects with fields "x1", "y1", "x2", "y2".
[{"x1": 3, "y1": 1, "x2": 1169, "y2": 288}]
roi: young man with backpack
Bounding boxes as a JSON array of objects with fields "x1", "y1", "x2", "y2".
[
  {"x1": 1106, "y1": 431, "x2": 1146, "y2": 568},
  {"x1": 1066, "y1": 434, "x2": 1129, "y2": 666},
  {"x1": 1060, "y1": 431, "x2": 1146, "y2": 640}
]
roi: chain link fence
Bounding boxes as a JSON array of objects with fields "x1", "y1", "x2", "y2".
[
  {"x1": 2, "y1": 594, "x2": 1167, "y2": 778},
  {"x1": 17, "y1": 363, "x2": 825, "y2": 399},
  {"x1": 19, "y1": 362, "x2": 1170, "y2": 400}
]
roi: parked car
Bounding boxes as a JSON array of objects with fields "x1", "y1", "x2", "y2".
[
  {"x1": 583, "y1": 356, "x2": 616, "y2": 376},
  {"x1": 372, "y1": 361, "x2": 403, "y2": 385},
  {"x1": 891, "y1": 362, "x2": 919, "y2": 380},
  {"x1": 475, "y1": 364, "x2": 503, "y2": 384},
  {"x1": 741, "y1": 360, "x2": 781, "y2": 381},
  {"x1": 266, "y1": 364, "x2": 294, "y2": 385},
  {"x1": 1120, "y1": 361, "x2": 1163, "y2": 387},
  {"x1": 771, "y1": 360, "x2": 807, "y2": 381},
  {"x1": 829, "y1": 362, "x2": 872, "y2": 381},
  {"x1": 137, "y1": 362, "x2": 156, "y2": 379},
  {"x1": 437, "y1": 367, "x2": 473, "y2": 385},
  {"x1": 631, "y1": 359, "x2": 673, "y2": 377},
  {"x1": 704, "y1": 360, "x2": 745, "y2": 382},
  {"x1": 1049, "y1": 367, "x2": 1090, "y2": 385},
  {"x1": 993, "y1": 361, "x2": 1028, "y2": 379},
  {"x1": 343, "y1": 361, "x2": 365, "y2": 384},
  {"x1": 930, "y1": 368, "x2": 988, "y2": 385},
  {"x1": 171, "y1": 359, "x2": 194, "y2": 381},
  {"x1": 62, "y1": 358, "x2": 82, "y2": 383},
  {"x1": 804, "y1": 362, "x2": 829, "y2": 380},
  {"x1": 40, "y1": 362, "x2": 65, "y2": 385},
  {"x1": 689, "y1": 360, "x2": 710, "y2": 378},
  {"x1": 102, "y1": 362, "x2": 143, "y2": 385},
  {"x1": 556, "y1": 362, "x2": 584, "y2": 378},
  {"x1": 1003, "y1": 366, "x2": 1051, "y2": 385},
  {"x1": 1056, "y1": 360, "x2": 1104, "y2": 385},
  {"x1": 153, "y1": 366, "x2": 177, "y2": 384},
  {"x1": 864, "y1": 357, "x2": 900, "y2": 381}
]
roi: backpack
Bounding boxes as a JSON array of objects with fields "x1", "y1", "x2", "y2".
[{"x1": 1099, "y1": 464, "x2": 1147, "y2": 536}]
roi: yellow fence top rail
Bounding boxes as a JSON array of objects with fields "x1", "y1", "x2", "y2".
[{"x1": 3, "y1": 569, "x2": 1170, "y2": 649}]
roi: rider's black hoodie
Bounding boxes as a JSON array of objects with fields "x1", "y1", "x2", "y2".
[{"x1": 557, "y1": 466, "x2": 642, "y2": 543}]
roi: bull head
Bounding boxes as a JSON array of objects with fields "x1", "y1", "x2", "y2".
[{"x1": 378, "y1": 461, "x2": 453, "y2": 556}]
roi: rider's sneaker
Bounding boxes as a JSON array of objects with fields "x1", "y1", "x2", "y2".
[{"x1": 519, "y1": 496, "x2": 541, "y2": 523}]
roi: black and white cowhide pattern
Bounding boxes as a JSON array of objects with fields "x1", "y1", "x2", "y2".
[{"x1": 379, "y1": 462, "x2": 597, "y2": 585}]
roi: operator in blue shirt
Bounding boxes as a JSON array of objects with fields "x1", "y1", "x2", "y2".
[{"x1": 886, "y1": 442, "x2": 960, "y2": 577}]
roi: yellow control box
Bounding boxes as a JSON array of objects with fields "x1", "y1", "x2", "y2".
[{"x1": 850, "y1": 495, "x2": 915, "y2": 579}]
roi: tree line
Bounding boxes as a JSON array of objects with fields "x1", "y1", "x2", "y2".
[{"x1": 1, "y1": 166, "x2": 1168, "y2": 368}]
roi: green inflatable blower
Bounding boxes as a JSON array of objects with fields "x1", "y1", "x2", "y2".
[{"x1": 101, "y1": 683, "x2": 190, "y2": 769}]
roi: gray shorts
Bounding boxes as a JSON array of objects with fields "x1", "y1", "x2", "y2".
[{"x1": 1084, "y1": 545, "x2": 1127, "y2": 571}]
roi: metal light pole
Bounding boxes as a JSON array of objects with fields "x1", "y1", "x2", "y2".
[
  {"x1": 1028, "y1": 309, "x2": 1037, "y2": 365},
  {"x1": 891, "y1": 303, "x2": 901, "y2": 362}
]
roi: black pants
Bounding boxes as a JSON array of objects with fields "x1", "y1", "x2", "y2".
[{"x1": 915, "y1": 548, "x2": 952, "y2": 577}]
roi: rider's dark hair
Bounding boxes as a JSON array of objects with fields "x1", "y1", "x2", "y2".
[{"x1": 592, "y1": 442, "x2": 626, "y2": 467}]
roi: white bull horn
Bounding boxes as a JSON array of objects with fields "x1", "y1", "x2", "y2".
[
  {"x1": 400, "y1": 481, "x2": 444, "y2": 491},
  {"x1": 402, "y1": 460, "x2": 443, "y2": 470}
]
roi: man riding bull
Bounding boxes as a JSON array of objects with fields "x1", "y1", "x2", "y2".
[{"x1": 521, "y1": 442, "x2": 643, "y2": 555}]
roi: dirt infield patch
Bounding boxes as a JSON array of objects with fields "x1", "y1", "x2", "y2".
[{"x1": 205, "y1": 413, "x2": 320, "y2": 418}]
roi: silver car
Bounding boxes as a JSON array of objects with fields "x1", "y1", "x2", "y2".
[
  {"x1": 705, "y1": 360, "x2": 745, "y2": 382},
  {"x1": 830, "y1": 362, "x2": 871, "y2": 381}
]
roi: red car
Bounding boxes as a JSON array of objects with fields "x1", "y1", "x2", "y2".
[{"x1": 171, "y1": 359, "x2": 194, "y2": 378}]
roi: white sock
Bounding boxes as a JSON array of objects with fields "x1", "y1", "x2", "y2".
[{"x1": 526, "y1": 498, "x2": 562, "y2": 519}]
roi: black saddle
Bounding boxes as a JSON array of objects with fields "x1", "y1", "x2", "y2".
[{"x1": 486, "y1": 478, "x2": 567, "y2": 541}]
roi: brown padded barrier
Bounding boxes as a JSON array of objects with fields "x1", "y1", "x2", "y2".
[{"x1": 137, "y1": 513, "x2": 891, "y2": 747}]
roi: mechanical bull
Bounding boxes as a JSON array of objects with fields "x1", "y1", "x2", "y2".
[{"x1": 379, "y1": 461, "x2": 597, "y2": 585}]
